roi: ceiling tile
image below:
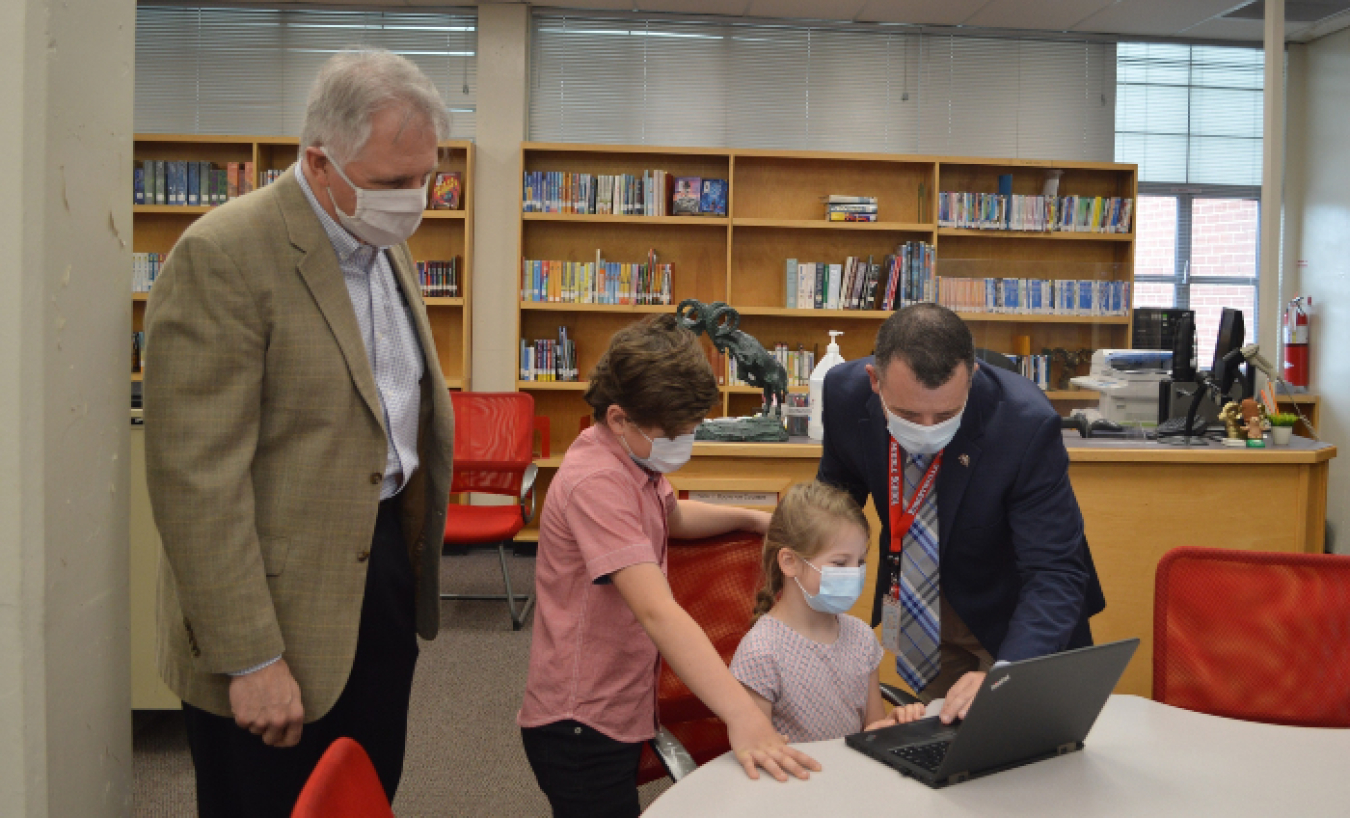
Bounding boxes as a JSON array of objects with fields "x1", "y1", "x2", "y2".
[
  {"x1": 640, "y1": 0, "x2": 755, "y2": 14},
  {"x1": 1071, "y1": 0, "x2": 1243, "y2": 37},
  {"x1": 965, "y1": 0, "x2": 1118, "y2": 32},
  {"x1": 1182, "y1": 16, "x2": 1312, "y2": 40},
  {"x1": 520, "y1": 0, "x2": 640, "y2": 11},
  {"x1": 742, "y1": 0, "x2": 871, "y2": 20},
  {"x1": 854, "y1": 0, "x2": 991, "y2": 26}
]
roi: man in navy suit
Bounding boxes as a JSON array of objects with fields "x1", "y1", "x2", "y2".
[{"x1": 818, "y1": 304, "x2": 1104, "y2": 724}]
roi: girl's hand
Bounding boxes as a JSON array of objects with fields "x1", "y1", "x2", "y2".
[
  {"x1": 727, "y1": 711, "x2": 821, "y2": 782},
  {"x1": 864, "y1": 702, "x2": 927, "y2": 731}
]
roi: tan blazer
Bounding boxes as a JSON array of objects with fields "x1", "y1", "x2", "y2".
[{"x1": 144, "y1": 167, "x2": 454, "y2": 721}]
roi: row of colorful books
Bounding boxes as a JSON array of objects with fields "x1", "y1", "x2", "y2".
[
  {"x1": 729, "y1": 344, "x2": 818, "y2": 389},
  {"x1": 260, "y1": 169, "x2": 285, "y2": 188},
  {"x1": 520, "y1": 171, "x2": 727, "y2": 217},
  {"x1": 786, "y1": 243, "x2": 936, "y2": 312},
  {"x1": 1009, "y1": 354, "x2": 1051, "y2": 390},
  {"x1": 132, "y1": 252, "x2": 165, "y2": 293},
  {"x1": 521, "y1": 250, "x2": 672, "y2": 306},
  {"x1": 935, "y1": 277, "x2": 1131, "y2": 316},
  {"x1": 937, "y1": 193, "x2": 1134, "y2": 234},
  {"x1": 826, "y1": 195, "x2": 878, "y2": 222},
  {"x1": 417, "y1": 258, "x2": 461, "y2": 298},
  {"x1": 134, "y1": 160, "x2": 254, "y2": 206},
  {"x1": 520, "y1": 328, "x2": 577, "y2": 382}
]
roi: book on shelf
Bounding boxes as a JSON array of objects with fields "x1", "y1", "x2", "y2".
[
  {"x1": 132, "y1": 252, "x2": 165, "y2": 294},
  {"x1": 935, "y1": 277, "x2": 1131, "y2": 317},
  {"x1": 521, "y1": 248, "x2": 672, "y2": 306},
  {"x1": 937, "y1": 191, "x2": 1134, "y2": 234},
  {"x1": 430, "y1": 172, "x2": 462, "y2": 209},
  {"x1": 135, "y1": 159, "x2": 250, "y2": 207},
  {"x1": 521, "y1": 170, "x2": 675, "y2": 216},
  {"x1": 260, "y1": 169, "x2": 284, "y2": 187},
  {"x1": 520, "y1": 326, "x2": 577, "y2": 382},
  {"x1": 784, "y1": 242, "x2": 936, "y2": 312},
  {"x1": 672, "y1": 177, "x2": 701, "y2": 216},
  {"x1": 730, "y1": 342, "x2": 817, "y2": 389},
  {"x1": 132, "y1": 331, "x2": 146, "y2": 374},
  {"x1": 417, "y1": 257, "x2": 461, "y2": 298},
  {"x1": 699, "y1": 179, "x2": 727, "y2": 216},
  {"x1": 1007, "y1": 354, "x2": 1051, "y2": 390}
]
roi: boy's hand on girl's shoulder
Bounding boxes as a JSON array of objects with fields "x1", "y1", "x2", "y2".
[
  {"x1": 728, "y1": 713, "x2": 821, "y2": 782},
  {"x1": 864, "y1": 702, "x2": 926, "y2": 732},
  {"x1": 744, "y1": 508, "x2": 772, "y2": 535}
]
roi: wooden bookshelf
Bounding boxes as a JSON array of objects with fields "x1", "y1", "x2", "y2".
[
  {"x1": 131, "y1": 134, "x2": 473, "y2": 390},
  {"x1": 516, "y1": 143, "x2": 1138, "y2": 530}
]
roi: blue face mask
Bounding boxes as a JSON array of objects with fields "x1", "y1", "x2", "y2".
[{"x1": 794, "y1": 559, "x2": 866, "y2": 615}]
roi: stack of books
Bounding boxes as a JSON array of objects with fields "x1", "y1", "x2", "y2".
[
  {"x1": 134, "y1": 160, "x2": 253, "y2": 206},
  {"x1": 132, "y1": 252, "x2": 165, "y2": 293},
  {"x1": 936, "y1": 277, "x2": 1131, "y2": 317},
  {"x1": 826, "y1": 195, "x2": 878, "y2": 222},
  {"x1": 520, "y1": 327, "x2": 577, "y2": 382},
  {"x1": 785, "y1": 243, "x2": 935, "y2": 312},
  {"x1": 938, "y1": 192, "x2": 1134, "y2": 234},
  {"x1": 521, "y1": 248, "x2": 672, "y2": 306},
  {"x1": 417, "y1": 258, "x2": 461, "y2": 298}
]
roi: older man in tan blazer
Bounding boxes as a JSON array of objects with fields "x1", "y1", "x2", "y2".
[{"x1": 145, "y1": 49, "x2": 454, "y2": 816}]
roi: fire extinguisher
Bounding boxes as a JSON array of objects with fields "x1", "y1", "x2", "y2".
[{"x1": 1283, "y1": 296, "x2": 1311, "y2": 392}]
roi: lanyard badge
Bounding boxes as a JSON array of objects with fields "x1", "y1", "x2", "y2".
[{"x1": 888, "y1": 438, "x2": 941, "y2": 555}]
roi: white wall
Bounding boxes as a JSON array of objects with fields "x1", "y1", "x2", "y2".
[
  {"x1": 0, "y1": 0, "x2": 136, "y2": 813},
  {"x1": 1285, "y1": 28, "x2": 1350, "y2": 553}
]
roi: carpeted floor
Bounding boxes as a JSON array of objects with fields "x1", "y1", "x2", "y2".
[{"x1": 133, "y1": 549, "x2": 673, "y2": 816}]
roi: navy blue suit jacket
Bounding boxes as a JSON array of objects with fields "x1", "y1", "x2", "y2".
[{"x1": 817, "y1": 358, "x2": 1106, "y2": 662}]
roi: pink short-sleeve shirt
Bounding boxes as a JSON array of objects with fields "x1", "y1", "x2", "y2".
[
  {"x1": 729, "y1": 613, "x2": 884, "y2": 744},
  {"x1": 517, "y1": 424, "x2": 676, "y2": 743}
]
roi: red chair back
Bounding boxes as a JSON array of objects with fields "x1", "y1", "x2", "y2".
[
  {"x1": 637, "y1": 529, "x2": 764, "y2": 784},
  {"x1": 449, "y1": 392, "x2": 534, "y2": 497},
  {"x1": 1154, "y1": 546, "x2": 1350, "y2": 728},
  {"x1": 291, "y1": 738, "x2": 393, "y2": 818}
]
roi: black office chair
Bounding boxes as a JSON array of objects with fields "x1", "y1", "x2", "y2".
[{"x1": 976, "y1": 348, "x2": 1017, "y2": 372}]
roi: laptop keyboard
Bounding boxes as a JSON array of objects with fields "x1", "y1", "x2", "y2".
[{"x1": 890, "y1": 740, "x2": 951, "y2": 773}]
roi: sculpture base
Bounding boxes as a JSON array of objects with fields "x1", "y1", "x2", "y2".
[{"x1": 695, "y1": 415, "x2": 788, "y2": 443}]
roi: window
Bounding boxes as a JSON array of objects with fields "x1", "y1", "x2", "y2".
[
  {"x1": 530, "y1": 12, "x2": 1115, "y2": 161},
  {"x1": 135, "y1": 6, "x2": 477, "y2": 140},
  {"x1": 1116, "y1": 43, "x2": 1264, "y2": 365}
]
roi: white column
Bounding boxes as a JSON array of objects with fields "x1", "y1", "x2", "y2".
[
  {"x1": 0, "y1": 0, "x2": 135, "y2": 814},
  {"x1": 1260, "y1": 0, "x2": 1285, "y2": 362},
  {"x1": 473, "y1": 5, "x2": 530, "y2": 392}
]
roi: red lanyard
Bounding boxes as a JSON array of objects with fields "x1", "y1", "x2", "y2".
[{"x1": 888, "y1": 439, "x2": 941, "y2": 554}]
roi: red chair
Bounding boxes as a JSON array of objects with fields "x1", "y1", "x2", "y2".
[
  {"x1": 637, "y1": 529, "x2": 764, "y2": 784},
  {"x1": 440, "y1": 392, "x2": 538, "y2": 630},
  {"x1": 1154, "y1": 546, "x2": 1350, "y2": 728},
  {"x1": 291, "y1": 738, "x2": 393, "y2": 818}
]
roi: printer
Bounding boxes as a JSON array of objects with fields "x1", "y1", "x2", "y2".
[{"x1": 1071, "y1": 349, "x2": 1173, "y2": 425}]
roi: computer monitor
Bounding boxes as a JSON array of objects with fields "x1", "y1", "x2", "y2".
[
  {"x1": 1169, "y1": 310, "x2": 1196, "y2": 382},
  {"x1": 1210, "y1": 308, "x2": 1246, "y2": 398}
]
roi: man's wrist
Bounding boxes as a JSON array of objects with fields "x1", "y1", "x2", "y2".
[{"x1": 227, "y1": 655, "x2": 282, "y2": 677}]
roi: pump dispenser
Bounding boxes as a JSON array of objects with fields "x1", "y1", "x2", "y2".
[{"x1": 808, "y1": 331, "x2": 846, "y2": 441}]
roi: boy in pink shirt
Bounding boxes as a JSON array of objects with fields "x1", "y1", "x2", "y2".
[{"x1": 519, "y1": 314, "x2": 819, "y2": 817}]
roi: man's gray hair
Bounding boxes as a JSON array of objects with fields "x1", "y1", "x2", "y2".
[{"x1": 300, "y1": 49, "x2": 450, "y2": 164}]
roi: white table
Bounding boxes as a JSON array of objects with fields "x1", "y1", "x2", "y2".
[{"x1": 645, "y1": 696, "x2": 1350, "y2": 817}]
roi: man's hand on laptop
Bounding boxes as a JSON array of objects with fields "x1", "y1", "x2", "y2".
[{"x1": 939, "y1": 671, "x2": 986, "y2": 724}]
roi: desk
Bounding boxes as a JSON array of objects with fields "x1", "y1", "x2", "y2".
[{"x1": 645, "y1": 696, "x2": 1350, "y2": 817}]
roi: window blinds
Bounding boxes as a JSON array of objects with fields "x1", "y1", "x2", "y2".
[
  {"x1": 134, "y1": 6, "x2": 477, "y2": 139},
  {"x1": 529, "y1": 12, "x2": 1115, "y2": 161},
  {"x1": 1115, "y1": 42, "x2": 1264, "y2": 186}
]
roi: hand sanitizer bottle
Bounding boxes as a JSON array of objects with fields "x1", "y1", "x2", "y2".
[{"x1": 808, "y1": 331, "x2": 845, "y2": 441}]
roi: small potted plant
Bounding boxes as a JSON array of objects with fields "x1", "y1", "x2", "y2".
[{"x1": 1268, "y1": 412, "x2": 1298, "y2": 445}]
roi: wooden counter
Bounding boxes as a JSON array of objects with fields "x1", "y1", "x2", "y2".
[{"x1": 671, "y1": 435, "x2": 1337, "y2": 699}]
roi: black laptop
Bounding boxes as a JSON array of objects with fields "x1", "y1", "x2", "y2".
[{"x1": 845, "y1": 638, "x2": 1139, "y2": 788}]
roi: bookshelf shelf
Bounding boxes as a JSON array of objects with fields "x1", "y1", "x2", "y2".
[
  {"x1": 133, "y1": 135, "x2": 475, "y2": 390},
  {"x1": 517, "y1": 142, "x2": 1137, "y2": 505},
  {"x1": 734, "y1": 218, "x2": 933, "y2": 233},
  {"x1": 518, "y1": 380, "x2": 588, "y2": 391},
  {"x1": 938, "y1": 228, "x2": 1133, "y2": 242},
  {"x1": 523, "y1": 212, "x2": 729, "y2": 227}
]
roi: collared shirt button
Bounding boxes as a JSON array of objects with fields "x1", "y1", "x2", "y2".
[
  {"x1": 370, "y1": 472, "x2": 382, "y2": 485},
  {"x1": 357, "y1": 550, "x2": 371, "y2": 563}
]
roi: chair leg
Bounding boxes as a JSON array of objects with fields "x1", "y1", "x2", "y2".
[{"x1": 498, "y1": 543, "x2": 535, "y2": 631}]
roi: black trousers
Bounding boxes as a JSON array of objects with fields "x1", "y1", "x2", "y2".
[
  {"x1": 182, "y1": 497, "x2": 419, "y2": 818},
  {"x1": 521, "y1": 720, "x2": 644, "y2": 818}
]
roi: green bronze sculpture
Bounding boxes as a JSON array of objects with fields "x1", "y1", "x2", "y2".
[{"x1": 677, "y1": 299, "x2": 789, "y2": 442}]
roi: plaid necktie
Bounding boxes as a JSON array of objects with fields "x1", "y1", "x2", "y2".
[{"x1": 896, "y1": 452, "x2": 941, "y2": 692}]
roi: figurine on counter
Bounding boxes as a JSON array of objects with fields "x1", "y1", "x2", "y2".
[
  {"x1": 677, "y1": 299, "x2": 790, "y2": 442},
  {"x1": 1240, "y1": 398, "x2": 1268, "y2": 447}
]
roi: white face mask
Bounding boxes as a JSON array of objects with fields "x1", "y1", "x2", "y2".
[
  {"x1": 322, "y1": 148, "x2": 427, "y2": 247},
  {"x1": 884, "y1": 403, "x2": 965, "y2": 456},
  {"x1": 794, "y1": 559, "x2": 866, "y2": 615},
  {"x1": 620, "y1": 421, "x2": 695, "y2": 474}
]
